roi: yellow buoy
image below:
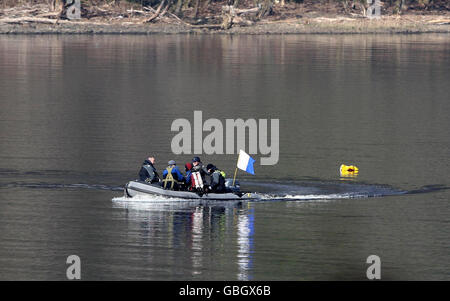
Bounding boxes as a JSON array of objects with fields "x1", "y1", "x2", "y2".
[{"x1": 340, "y1": 164, "x2": 359, "y2": 177}]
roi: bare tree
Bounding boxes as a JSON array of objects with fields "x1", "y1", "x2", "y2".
[
  {"x1": 50, "y1": 0, "x2": 63, "y2": 11},
  {"x1": 175, "y1": 0, "x2": 184, "y2": 16},
  {"x1": 194, "y1": 0, "x2": 201, "y2": 19}
]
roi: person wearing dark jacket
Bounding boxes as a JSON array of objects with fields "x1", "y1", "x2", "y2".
[
  {"x1": 191, "y1": 156, "x2": 208, "y2": 178},
  {"x1": 139, "y1": 156, "x2": 160, "y2": 183},
  {"x1": 190, "y1": 156, "x2": 209, "y2": 189},
  {"x1": 206, "y1": 164, "x2": 226, "y2": 193},
  {"x1": 184, "y1": 162, "x2": 193, "y2": 190}
]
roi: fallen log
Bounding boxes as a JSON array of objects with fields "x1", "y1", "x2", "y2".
[
  {"x1": 35, "y1": 11, "x2": 61, "y2": 19},
  {"x1": 0, "y1": 16, "x2": 107, "y2": 26},
  {"x1": 427, "y1": 18, "x2": 450, "y2": 25},
  {"x1": 190, "y1": 24, "x2": 223, "y2": 29},
  {"x1": 142, "y1": 4, "x2": 190, "y2": 26},
  {"x1": 126, "y1": 9, "x2": 147, "y2": 15},
  {"x1": 221, "y1": 5, "x2": 259, "y2": 16},
  {"x1": 159, "y1": 3, "x2": 170, "y2": 19},
  {"x1": 145, "y1": 0, "x2": 166, "y2": 23},
  {"x1": 0, "y1": 17, "x2": 57, "y2": 25}
]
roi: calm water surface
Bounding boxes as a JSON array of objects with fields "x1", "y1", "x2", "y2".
[{"x1": 0, "y1": 34, "x2": 449, "y2": 280}]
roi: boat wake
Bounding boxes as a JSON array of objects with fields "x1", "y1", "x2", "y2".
[
  {"x1": 1, "y1": 178, "x2": 448, "y2": 203},
  {"x1": 237, "y1": 180, "x2": 409, "y2": 201},
  {"x1": 0, "y1": 181, "x2": 123, "y2": 192}
]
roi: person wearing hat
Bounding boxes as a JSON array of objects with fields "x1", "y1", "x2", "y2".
[
  {"x1": 190, "y1": 156, "x2": 209, "y2": 187},
  {"x1": 191, "y1": 156, "x2": 208, "y2": 175},
  {"x1": 139, "y1": 156, "x2": 160, "y2": 184},
  {"x1": 206, "y1": 164, "x2": 226, "y2": 193},
  {"x1": 162, "y1": 160, "x2": 185, "y2": 190}
]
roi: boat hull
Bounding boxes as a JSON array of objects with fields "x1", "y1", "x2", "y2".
[{"x1": 124, "y1": 181, "x2": 259, "y2": 201}]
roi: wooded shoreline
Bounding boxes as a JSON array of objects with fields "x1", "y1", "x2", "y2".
[{"x1": 1, "y1": 1, "x2": 449, "y2": 34}]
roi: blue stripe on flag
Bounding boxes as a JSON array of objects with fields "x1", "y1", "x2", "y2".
[{"x1": 246, "y1": 156, "x2": 256, "y2": 175}]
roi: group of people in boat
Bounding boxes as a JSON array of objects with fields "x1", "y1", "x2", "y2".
[{"x1": 138, "y1": 155, "x2": 227, "y2": 194}]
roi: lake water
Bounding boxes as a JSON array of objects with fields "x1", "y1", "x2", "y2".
[{"x1": 0, "y1": 34, "x2": 449, "y2": 280}]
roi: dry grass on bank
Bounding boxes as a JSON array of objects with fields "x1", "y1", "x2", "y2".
[{"x1": 0, "y1": 1, "x2": 449, "y2": 33}]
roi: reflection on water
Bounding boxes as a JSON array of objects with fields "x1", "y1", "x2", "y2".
[
  {"x1": 191, "y1": 207, "x2": 203, "y2": 276},
  {"x1": 237, "y1": 207, "x2": 254, "y2": 280},
  {"x1": 112, "y1": 199, "x2": 255, "y2": 279},
  {"x1": 1, "y1": 34, "x2": 449, "y2": 188},
  {"x1": 1, "y1": 34, "x2": 449, "y2": 280}
]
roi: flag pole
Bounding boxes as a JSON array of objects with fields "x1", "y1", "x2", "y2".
[
  {"x1": 232, "y1": 152, "x2": 241, "y2": 186},
  {"x1": 232, "y1": 167, "x2": 238, "y2": 186}
]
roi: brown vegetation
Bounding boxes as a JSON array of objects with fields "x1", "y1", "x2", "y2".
[{"x1": 0, "y1": 0, "x2": 449, "y2": 32}]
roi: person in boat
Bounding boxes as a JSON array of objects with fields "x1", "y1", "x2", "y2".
[
  {"x1": 190, "y1": 156, "x2": 208, "y2": 192},
  {"x1": 139, "y1": 156, "x2": 160, "y2": 183},
  {"x1": 184, "y1": 162, "x2": 193, "y2": 191},
  {"x1": 191, "y1": 156, "x2": 208, "y2": 177},
  {"x1": 206, "y1": 164, "x2": 226, "y2": 193},
  {"x1": 162, "y1": 160, "x2": 185, "y2": 190}
]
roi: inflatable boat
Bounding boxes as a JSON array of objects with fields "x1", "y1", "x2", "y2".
[{"x1": 124, "y1": 180, "x2": 260, "y2": 201}]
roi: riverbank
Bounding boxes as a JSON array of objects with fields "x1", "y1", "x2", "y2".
[
  {"x1": 1, "y1": 16, "x2": 450, "y2": 34},
  {"x1": 1, "y1": 2, "x2": 450, "y2": 34}
]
